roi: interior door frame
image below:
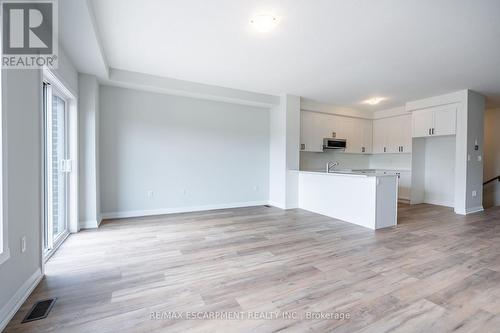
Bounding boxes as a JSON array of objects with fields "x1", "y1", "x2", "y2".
[{"x1": 41, "y1": 68, "x2": 78, "y2": 264}]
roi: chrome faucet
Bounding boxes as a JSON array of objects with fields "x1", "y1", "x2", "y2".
[{"x1": 326, "y1": 161, "x2": 339, "y2": 173}]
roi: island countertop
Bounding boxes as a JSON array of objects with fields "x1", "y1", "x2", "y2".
[{"x1": 298, "y1": 169, "x2": 399, "y2": 178}]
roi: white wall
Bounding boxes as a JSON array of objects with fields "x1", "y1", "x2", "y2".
[
  {"x1": 484, "y1": 108, "x2": 500, "y2": 207},
  {"x1": 99, "y1": 85, "x2": 270, "y2": 217},
  {"x1": 0, "y1": 50, "x2": 78, "y2": 329},
  {"x1": 78, "y1": 74, "x2": 101, "y2": 228},
  {"x1": 0, "y1": 69, "x2": 43, "y2": 330},
  {"x1": 269, "y1": 95, "x2": 300, "y2": 209}
]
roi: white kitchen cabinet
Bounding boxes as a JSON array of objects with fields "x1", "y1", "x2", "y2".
[
  {"x1": 372, "y1": 118, "x2": 386, "y2": 154},
  {"x1": 380, "y1": 170, "x2": 412, "y2": 200},
  {"x1": 344, "y1": 117, "x2": 371, "y2": 154},
  {"x1": 360, "y1": 119, "x2": 373, "y2": 154},
  {"x1": 412, "y1": 105, "x2": 457, "y2": 138},
  {"x1": 372, "y1": 115, "x2": 412, "y2": 154},
  {"x1": 434, "y1": 107, "x2": 457, "y2": 136},
  {"x1": 301, "y1": 111, "x2": 373, "y2": 154},
  {"x1": 300, "y1": 111, "x2": 324, "y2": 152},
  {"x1": 397, "y1": 171, "x2": 412, "y2": 200},
  {"x1": 412, "y1": 109, "x2": 434, "y2": 137}
]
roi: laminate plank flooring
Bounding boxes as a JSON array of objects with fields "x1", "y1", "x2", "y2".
[{"x1": 5, "y1": 203, "x2": 500, "y2": 333}]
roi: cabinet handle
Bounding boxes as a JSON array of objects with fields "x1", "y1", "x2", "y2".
[
  {"x1": 428, "y1": 128, "x2": 431, "y2": 135},
  {"x1": 301, "y1": 143, "x2": 305, "y2": 150},
  {"x1": 384, "y1": 147, "x2": 386, "y2": 153},
  {"x1": 432, "y1": 128, "x2": 435, "y2": 135},
  {"x1": 401, "y1": 146, "x2": 404, "y2": 152},
  {"x1": 361, "y1": 147, "x2": 365, "y2": 153}
]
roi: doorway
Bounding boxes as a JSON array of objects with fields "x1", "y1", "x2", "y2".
[{"x1": 42, "y1": 74, "x2": 77, "y2": 260}]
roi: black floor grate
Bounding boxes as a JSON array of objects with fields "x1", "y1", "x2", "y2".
[{"x1": 22, "y1": 298, "x2": 57, "y2": 323}]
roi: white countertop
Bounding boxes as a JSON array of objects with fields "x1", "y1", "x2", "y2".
[{"x1": 298, "y1": 170, "x2": 398, "y2": 178}]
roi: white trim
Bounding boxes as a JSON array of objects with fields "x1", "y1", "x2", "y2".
[
  {"x1": 466, "y1": 206, "x2": 484, "y2": 215},
  {"x1": 104, "y1": 69, "x2": 279, "y2": 108},
  {"x1": 0, "y1": 3, "x2": 8, "y2": 264},
  {"x1": 42, "y1": 68, "x2": 79, "y2": 240},
  {"x1": 0, "y1": 268, "x2": 43, "y2": 332},
  {"x1": 43, "y1": 231, "x2": 70, "y2": 262},
  {"x1": 267, "y1": 201, "x2": 286, "y2": 209},
  {"x1": 0, "y1": 248, "x2": 10, "y2": 266},
  {"x1": 79, "y1": 219, "x2": 101, "y2": 229},
  {"x1": 101, "y1": 201, "x2": 270, "y2": 220}
]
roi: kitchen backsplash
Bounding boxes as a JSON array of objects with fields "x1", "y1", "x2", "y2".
[{"x1": 300, "y1": 151, "x2": 411, "y2": 171}]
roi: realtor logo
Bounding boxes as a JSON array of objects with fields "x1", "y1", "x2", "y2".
[{"x1": 2, "y1": 0, "x2": 58, "y2": 68}]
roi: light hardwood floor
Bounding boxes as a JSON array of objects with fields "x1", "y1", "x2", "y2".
[{"x1": 5, "y1": 204, "x2": 500, "y2": 333}]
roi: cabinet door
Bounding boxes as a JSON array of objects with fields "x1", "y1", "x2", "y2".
[
  {"x1": 434, "y1": 106, "x2": 456, "y2": 136},
  {"x1": 361, "y1": 119, "x2": 373, "y2": 154},
  {"x1": 372, "y1": 119, "x2": 386, "y2": 153},
  {"x1": 385, "y1": 117, "x2": 401, "y2": 153},
  {"x1": 412, "y1": 109, "x2": 434, "y2": 138},
  {"x1": 400, "y1": 114, "x2": 412, "y2": 153},
  {"x1": 398, "y1": 171, "x2": 412, "y2": 200},
  {"x1": 300, "y1": 111, "x2": 323, "y2": 152},
  {"x1": 344, "y1": 117, "x2": 361, "y2": 153}
]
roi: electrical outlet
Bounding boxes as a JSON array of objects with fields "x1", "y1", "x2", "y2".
[
  {"x1": 477, "y1": 155, "x2": 482, "y2": 162},
  {"x1": 182, "y1": 189, "x2": 187, "y2": 196},
  {"x1": 147, "y1": 190, "x2": 154, "y2": 198},
  {"x1": 21, "y1": 236, "x2": 26, "y2": 253},
  {"x1": 253, "y1": 185, "x2": 259, "y2": 191},
  {"x1": 472, "y1": 190, "x2": 477, "y2": 198}
]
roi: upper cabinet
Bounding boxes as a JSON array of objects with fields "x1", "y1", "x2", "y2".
[
  {"x1": 300, "y1": 111, "x2": 411, "y2": 154},
  {"x1": 300, "y1": 111, "x2": 324, "y2": 152},
  {"x1": 372, "y1": 115, "x2": 412, "y2": 154},
  {"x1": 300, "y1": 111, "x2": 372, "y2": 154},
  {"x1": 412, "y1": 105, "x2": 457, "y2": 138}
]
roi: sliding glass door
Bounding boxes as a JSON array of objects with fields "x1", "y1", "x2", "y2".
[{"x1": 43, "y1": 82, "x2": 70, "y2": 257}]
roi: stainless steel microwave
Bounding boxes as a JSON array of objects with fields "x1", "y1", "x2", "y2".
[{"x1": 323, "y1": 138, "x2": 347, "y2": 150}]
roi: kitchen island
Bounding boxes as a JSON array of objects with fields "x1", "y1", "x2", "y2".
[{"x1": 298, "y1": 170, "x2": 398, "y2": 230}]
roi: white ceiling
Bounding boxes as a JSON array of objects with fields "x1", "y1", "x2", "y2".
[{"x1": 87, "y1": 0, "x2": 500, "y2": 110}]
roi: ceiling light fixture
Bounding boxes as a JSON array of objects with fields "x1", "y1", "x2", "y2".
[
  {"x1": 250, "y1": 15, "x2": 279, "y2": 33},
  {"x1": 363, "y1": 97, "x2": 385, "y2": 105}
]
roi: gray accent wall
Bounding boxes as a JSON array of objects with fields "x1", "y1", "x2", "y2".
[{"x1": 99, "y1": 85, "x2": 270, "y2": 217}]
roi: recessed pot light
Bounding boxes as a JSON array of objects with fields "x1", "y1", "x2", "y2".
[
  {"x1": 363, "y1": 97, "x2": 385, "y2": 105},
  {"x1": 250, "y1": 15, "x2": 279, "y2": 33}
]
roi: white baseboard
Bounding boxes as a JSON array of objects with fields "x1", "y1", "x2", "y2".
[
  {"x1": 267, "y1": 201, "x2": 286, "y2": 209},
  {"x1": 455, "y1": 206, "x2": 484, "y2": 215},
  {"x1": 0, "y1": 268, "x2": 43, "y2": 332},
  {"x1": 466, "y1": 206, "x2": 484, "y2": 215},
  {"x1": 101, "y1": 201, "x2": 270, "y2": 220},
  {"x1": 79, "y1": 219, "x2": 100, "y2": 229}
]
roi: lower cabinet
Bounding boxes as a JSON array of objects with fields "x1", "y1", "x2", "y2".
[
  {"x1": 379, "y1": 170, "x2": 412, "y2": 201},
  {"x1": 397, "y1": 171, "x2": 412, "y2": 201}
]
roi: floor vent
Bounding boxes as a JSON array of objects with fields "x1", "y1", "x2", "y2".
[{"x1": 22, "y1": 298, "x2": 57, "y2": 323}]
